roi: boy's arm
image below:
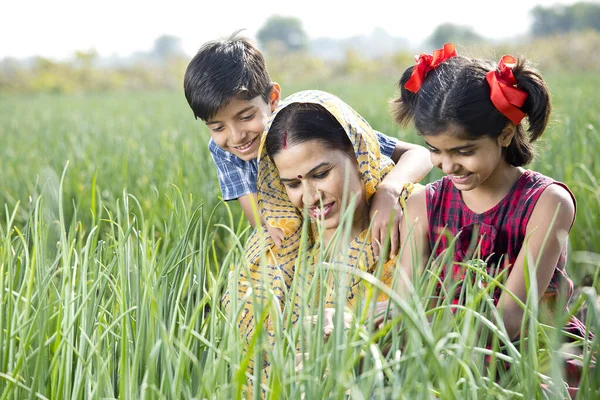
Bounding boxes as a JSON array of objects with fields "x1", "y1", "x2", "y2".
[
  {"x1": 371, "y1": 137, "x2": 432, "y2": 258},
  {"x1": 238, "y1": 193, "x2": 261, "y2": 228},
  {"x1": 238, "y1": 193, "x2": 284, "y2": 246}
]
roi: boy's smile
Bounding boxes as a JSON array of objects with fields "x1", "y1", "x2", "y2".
[{"x1": 205, "y1": 85, "x2": 280, "y2": 161}]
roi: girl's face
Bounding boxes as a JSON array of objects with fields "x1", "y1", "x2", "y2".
[
  {"x1": 424, "y1": 129, "x2": 514, "y2": 192},
  {"x1": 272, "y1": 139, "x2": 368, "y2": 237}
]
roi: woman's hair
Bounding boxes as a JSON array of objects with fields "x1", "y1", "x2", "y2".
[
  {"x1": 391, "y1": 55, "x2": 551, "y2": 166},
  {"x1": 265, "y1": 102, "x2": 354, "y2": 159}
]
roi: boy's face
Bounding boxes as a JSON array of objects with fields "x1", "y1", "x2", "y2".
[{"x1": 205, "y1": 84, "x2": 280, "y2": 161}]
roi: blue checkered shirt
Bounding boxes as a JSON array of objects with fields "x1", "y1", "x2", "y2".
[{"x1": 209, "y1": 131, "x2": 398, "y2": 201}]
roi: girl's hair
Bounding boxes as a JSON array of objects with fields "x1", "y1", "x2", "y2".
[
  {"x1": 391, "y1": 56, "x2": 551, "y2": 166},
  {"x1": 265, "y1": 102, "x2": 354, "y2": 159}
]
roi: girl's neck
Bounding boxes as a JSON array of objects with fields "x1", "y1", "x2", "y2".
[{"x1": 461, "y1": 163, "x2": 524, "y2": 214}]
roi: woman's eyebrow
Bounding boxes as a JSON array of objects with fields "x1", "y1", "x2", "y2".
[{"x1": 280, "y1": 162, "x2": 331, "y2": 183}]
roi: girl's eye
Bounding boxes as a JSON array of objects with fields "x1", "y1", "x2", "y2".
[
  {"x1": 284, "y1": 182, "x2": 300, "y2": 189},
  {"x1": 457, "y1": 150, "x2": 474, "y2": 156},
  {"x1": 428, "y1": 148, "x2": 440, "y2": 154},
  {"x1": 313, "y1": 170, "x2": 330, "y2": 179}
]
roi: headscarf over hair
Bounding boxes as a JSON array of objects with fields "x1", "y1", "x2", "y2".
[{"x1": 248, "y1": 89, "x2": 395, "y2": 260}]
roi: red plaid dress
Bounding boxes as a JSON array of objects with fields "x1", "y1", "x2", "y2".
[
  {"x1": 425, "y1": 169, "x2": 575, "y2": 302},
  {"x1": 426, "y1": 170, "x2": 592, "y2": 394}
]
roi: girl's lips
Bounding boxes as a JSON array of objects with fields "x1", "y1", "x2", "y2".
[
  {"x1": 450, "y1": 173, "x2": 472, "y2": 185},
  {"x1": 310, "y1": 202, "x2": 334, "y2": 219}
]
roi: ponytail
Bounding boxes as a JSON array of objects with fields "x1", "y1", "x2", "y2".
[
  {"x1": 503, "y1": 59, "x2": 552, "y2": 166},
  {"x1": 390, "y1": 66, "x2": 420, "y2": 127}
]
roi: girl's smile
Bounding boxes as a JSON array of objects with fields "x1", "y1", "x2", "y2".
[{"x1": 424, "y1": 128, "x2": 523, "y2": 212}]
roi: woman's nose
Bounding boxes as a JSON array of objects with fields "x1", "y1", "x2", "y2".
[{"x1": 302, "y1": 181, "x2": 320, "y2": 207}]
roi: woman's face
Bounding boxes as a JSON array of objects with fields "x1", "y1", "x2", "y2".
[{"x1": 272, "y1": 139, "x2": 368, "y2": 236}]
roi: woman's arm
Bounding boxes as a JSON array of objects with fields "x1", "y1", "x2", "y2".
[
  {"x1": 370, "y1": 141, "x2": 432, "y2": 258},
  {"x1": 496, "y1": 184, "x2": 576, "y2": 340}
]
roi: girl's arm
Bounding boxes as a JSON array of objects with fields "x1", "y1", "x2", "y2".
[
  {"x1": 396, "y1": 187, "x2": 431, "y2": 297},
  {"x1": 496, "y1": 184, "x2": 576, "y2": 340},
  {"x1": 373, "y1": 187, "x2": 430, "y2": 325},
  {"x1": 370, "y1": 141, "x2": 432, "y2": 259}
]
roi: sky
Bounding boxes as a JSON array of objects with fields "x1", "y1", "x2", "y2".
[{"x1": 1, "y1": 0, "x2": 583, "y2": 60}]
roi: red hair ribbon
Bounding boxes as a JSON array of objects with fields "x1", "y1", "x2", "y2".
[
  {"x1": 404, "y1": 43, "x2": 458, "y2": 93},
  {"x1": 485, "y1": 55, "x2": 528, "y2": 125}
]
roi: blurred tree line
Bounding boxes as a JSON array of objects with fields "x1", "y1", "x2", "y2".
[
  {"x1": 2, "y1": 2, "x2": 600, "y2": 94},
  {"x1": 0, "y1": 35, "x2": 188, "y2": 93}
]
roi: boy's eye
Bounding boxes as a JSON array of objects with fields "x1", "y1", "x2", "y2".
[
  {"x1": 211, "y1": 126, "x2": 225, "y2": 133},
  {"x1": 240, "y1": 113, "x2": 255, "y2": 121},
  {"x1": 427, "y1": 148, "x2": 439, "y2": 154},
  {"x1": 313, "y1": 170, "x2": 330, "y2": 179},
  {"x1": 457, "y1": 150, "x2": 474, "y2": 156}
]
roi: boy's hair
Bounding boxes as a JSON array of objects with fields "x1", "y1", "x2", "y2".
[
  {"x1": 265, "y1": 103, "x2": 354, "y2": 159},
  {"x1": 391, "y1": 55, "x2": 551, "y2": 166},
  {"x1": 183, "y1": 33, "x2": 273, "y2": 121}
]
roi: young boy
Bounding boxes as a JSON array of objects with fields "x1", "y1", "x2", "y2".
[{"x1": 183, "y1": 34, "x2": 432, "y2": 257}]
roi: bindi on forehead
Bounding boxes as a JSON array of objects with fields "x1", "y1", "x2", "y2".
[{"x1": 297, "y1": 175, "x2": 302, "y2": 179}]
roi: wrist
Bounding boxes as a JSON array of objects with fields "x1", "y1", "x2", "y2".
[{"x1": 377, "y1": 182, "x2": 405, "y2": 197}]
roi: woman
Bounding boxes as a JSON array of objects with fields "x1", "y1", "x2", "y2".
[{"x1": 223, "y1": 90, "x2": 414, "y2": 395}]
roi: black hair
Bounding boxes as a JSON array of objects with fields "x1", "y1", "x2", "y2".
[
  {"x1": 183, "y1": 32, "x2": 273, "y2": 121},
  {"x1": 391, "y1": 55, "x2": 551, "y2": 166},
  {"x1": 265, "y1": 103, "x2": 354, "y2": 159}
]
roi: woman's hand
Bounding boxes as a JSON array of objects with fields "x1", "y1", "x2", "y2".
[
  {"x1": 369, "y1": 300, "x2": 400, "y2": 330},
  {"x1": 305, "y1": 308, "x2": 354, "y2": 340},
  {"x1": 369, "y1": 184, "x2": 404, "y2": 259}
]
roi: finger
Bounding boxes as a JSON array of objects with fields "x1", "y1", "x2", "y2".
[
  {"x1": 372, "y1": 234, "x2": 381, "y2": 258},
  {"x1": 303, "y1": 315, "x2": 319, "y2": 325},
  {"x1": 370, "y1": 315, "x2": 385, "y2": 331},
  {"x1": 389, "y1": 222, "x2": 399, "y2": 258}
]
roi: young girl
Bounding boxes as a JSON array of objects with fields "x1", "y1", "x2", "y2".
[{"x1": 390, "y1": 44, "x2": 591, "y2": 391}]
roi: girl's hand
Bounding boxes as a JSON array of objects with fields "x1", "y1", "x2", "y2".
[{"x1": 369, "y1": 184, "x2": 404, "y2": 259}]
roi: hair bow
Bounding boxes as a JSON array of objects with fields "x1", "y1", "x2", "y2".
[
  {"x1": 404, "y1": 43, "x2": 457, "y2": 93},
  {"x1": 485, "y1": 55, "x2": 528, "y2": 125}
]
